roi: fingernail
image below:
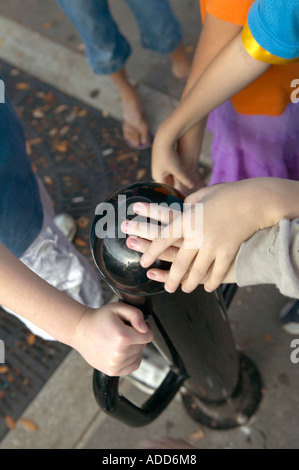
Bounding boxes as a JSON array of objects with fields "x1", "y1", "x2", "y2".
[
  {"x1": 134, "y1": 203, "x2": 143, "y2": 214},
  {"x1": 164, "y1": 284, "x2": 174, "y2": 293},
  {"x1": 147, "y1": 271, "x2": 156, "y2": 280},
  {"x1": 127, "y1": 237, "x2": 137, "y2": 248},
  {"x1": 121, "y1": 220, "x2": 129, "y2": 232},
  {"x1": 140, "y1": 321, "x2": 148, "y2": 332}
]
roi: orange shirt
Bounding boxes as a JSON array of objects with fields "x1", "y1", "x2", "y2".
[{"x1": 200, "y1": 0, "x2": 299, "y2": 115}]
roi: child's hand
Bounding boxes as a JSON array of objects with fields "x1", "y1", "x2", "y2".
[
  {"x1": 71, "y1": 302, "x2": 154, "y2": 376},
  {"x1": 122, "y1": 180, "x2": 268, "y2": 293},
  {"x1": 151, "y1": 127, "x2": 196, "y2": 192}
]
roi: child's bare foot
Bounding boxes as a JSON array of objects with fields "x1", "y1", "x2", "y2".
[
  {"x1": 121, "y1": 86, "x2": 152, "y2": 149},
  {"x1": 110, "y1": 68, "x2": 152, "y2": 149},
  {"x1": 170, "y1": 42, "x2": 192, "y2": 80}
]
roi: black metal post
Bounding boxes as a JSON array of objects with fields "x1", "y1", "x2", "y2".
[{"x1": 91, "y1": 182, "x2": 262, "y2": 429}]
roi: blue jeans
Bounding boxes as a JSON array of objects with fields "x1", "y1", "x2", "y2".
[
  {"x1": 56, "y1": 0, "x2": 182, "y2": 75},
  {"x1": 0, "y1": 89, "x2": 43, "y2": 257}
]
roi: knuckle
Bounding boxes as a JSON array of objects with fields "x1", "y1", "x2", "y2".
[
  {"x1": 218, "y1": 247, "x2": 234, "y2": 260},
  {"x1": 106, "y1": 363, "x2": 118, "y2": 377},
  {"x1": 132, "y1": 357, "x2": 142, "y2": 372},
  {"x1": 202, "y1": 240, "x2": 215, "y2": 252},
  {"x1": 115, "y1": 333, "x2": 129, "y2": 349},
  {"x1": 190, "y1": 265, "x2": 206, "y2": 279}
]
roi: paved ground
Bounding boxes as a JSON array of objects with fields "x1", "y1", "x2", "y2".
[{"x1": 0, "y1": 0, "x2": 298, "y2": 450}]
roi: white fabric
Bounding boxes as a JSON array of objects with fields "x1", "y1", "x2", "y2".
[{"x1": 236, "y1": 218, "x2": 299, "y2": 300}]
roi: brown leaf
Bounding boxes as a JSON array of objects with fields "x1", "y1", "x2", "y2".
[
  {"x1": 48, "y1": 128, "x2": 58, "y2": 137},
  {"x1": 5, "y1": 415, "x2": 16, "y2": 430},
  {"x1": 77, "y1": 216, "x2": 90, "y2": 228},
  {"x1": 32, "y1": 109, "x2": 45, "y2": 119},
  {"x1": 42, "y1": 21, "x2": 54, "y2": 29},
  {"x1": 54, "y1": 104, "x2": 68, "y2": 114},
  {"x1": 10, "y1": 69, "x2": 20, "y2": 77},
  {"x1": 54, "y1": 141, "x2": 68, "y2": 153},
  {"x1": 0, "y1": 365, "x2": 8, "y2": 374},
  {"x1": 136, "y1": 168, "x2": 146, "y2": 180},
  {"x1": 77, "y1": 109, "x2": 88, "y2": 117},
  {"x1": 188, "y1": 428, "x2": 205, "y2": 442},
  {"x1": 74, "y1": 237, "x2": 87, "y2": 247},
  {"x1": 27, "y1": 137, "x2": 43, "y2": 146},
  {"x1": 20, "y1": 418, "x2": 39, "y2": 431},
  {"x1": 26, "y1": 141, "x2": 32, "y2": 155},
  {"x1": 42, "y1": 92, "x2": 56, "y2": 104},
  {"x1": 265, "y1": 333, "x2": 271, "y2": 344},
  {"x1": 59, "y1": 125, "x2": 70, "y2": 136},
  {"x1": 16, "y1": 82, "x2": 30, "y2": 90},
  {"x1": 0, "y1": 38, "x2": 3, "y2": 48},
  {"x1": 26, "y1": 333, "x2": 35, "y2": 346},
  {"x1": 43, "y1": 175, "x2": 54, "y2": 185}
]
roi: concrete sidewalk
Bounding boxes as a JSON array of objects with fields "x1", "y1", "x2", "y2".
[{"x1": 0, "y1": 1, "x2": 298, "y2": 450}]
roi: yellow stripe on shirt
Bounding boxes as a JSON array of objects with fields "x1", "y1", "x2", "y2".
[{"x1": 242, "y1": 21, "x2": 299, "y2": 64}]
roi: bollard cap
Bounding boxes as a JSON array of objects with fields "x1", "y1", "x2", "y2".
[{"x1": 90, "y1": 181, "x2": 185, "y2": 295}]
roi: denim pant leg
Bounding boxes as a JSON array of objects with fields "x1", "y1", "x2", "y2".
[
  {"x1": 0, "y1": 91, "x2": 43, "y2": 258},
  {"x1": 125, "y1": 0, "x2": 182, "y2": 54},
  {"x1": 56, "y1": 0, "x2": 131, "y2": 74}
]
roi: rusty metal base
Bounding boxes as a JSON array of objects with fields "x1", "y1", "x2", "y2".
[{"x1": 180, "y1": 354, "x2": 262, "y2": 430}]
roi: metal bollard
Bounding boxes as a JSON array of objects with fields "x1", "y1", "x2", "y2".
[{"x1": 90, "y1": 182, "x2": 262, "y2": 429}]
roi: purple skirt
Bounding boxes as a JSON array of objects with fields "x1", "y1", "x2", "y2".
[{"x1": 207, "y1": 100, "x2": 299, "y2": 185}]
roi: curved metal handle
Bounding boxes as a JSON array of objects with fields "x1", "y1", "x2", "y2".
[
  {"x1": 93, "y1": 367, "x2": 186, "y2": 427},
  {"x1": 93, "y1": 310, "x2": 188, "y2": 427}
]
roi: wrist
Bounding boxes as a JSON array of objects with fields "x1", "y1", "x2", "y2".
[
  {"x1": 67, "y1": 306, "x2": 94, "y2": 351},
  {"x1": 154, "y1": 120, "x2": 177, "y2": 148},
  {"x1": 265, "y1": 178, "x2": 299, "y2": 225},
  {"x1": 239, "y1": 178, "x2": 299, "y2": 231}
]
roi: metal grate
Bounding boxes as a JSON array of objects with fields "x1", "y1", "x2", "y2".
[{"x1": 0, "y1": 307, "x2": 69, "y2": 438}]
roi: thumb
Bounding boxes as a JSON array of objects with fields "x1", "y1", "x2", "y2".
[
  {"x1": 116, "y1": 302, "x2": 151, "y2": 337},
  {"x1": 172, "y1": 162, "x2": 195, "y2": 191}
]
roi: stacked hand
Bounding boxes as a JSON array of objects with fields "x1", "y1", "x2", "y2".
[{"x1": 121, "y1": 179, "x2": 272, "y2": 293}]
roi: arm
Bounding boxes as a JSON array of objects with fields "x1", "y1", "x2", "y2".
[
  {"x1": 0, "y1": 242, "x2": 153, "y2": 375},
  {"x1": 153, "y1": 31, "x2": 268, "y2": 159},
  {"x1": 122, "y1": 178, "x2": 299, "y2": 294},
  {"x1": 152, "y1": 13, "x2": 244, "y2": 193},
  {"x1": 173, "y1": 14, "x2": 243, "y2": 193}
]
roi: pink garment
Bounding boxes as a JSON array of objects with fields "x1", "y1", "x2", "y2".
[{"x1": 207, "y1": 100, "x2": 299, "y2": 185}]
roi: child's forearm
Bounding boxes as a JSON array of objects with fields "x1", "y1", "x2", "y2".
[
  {"x1": 0, "y1": 242, "x2": 86, "y2": 345},
  {"x1": 159, "y1": 33, "x2": 269, "y2": 142},
  {"x1": 177, "y1": 14, "x2": 243, "y2": 168}
]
